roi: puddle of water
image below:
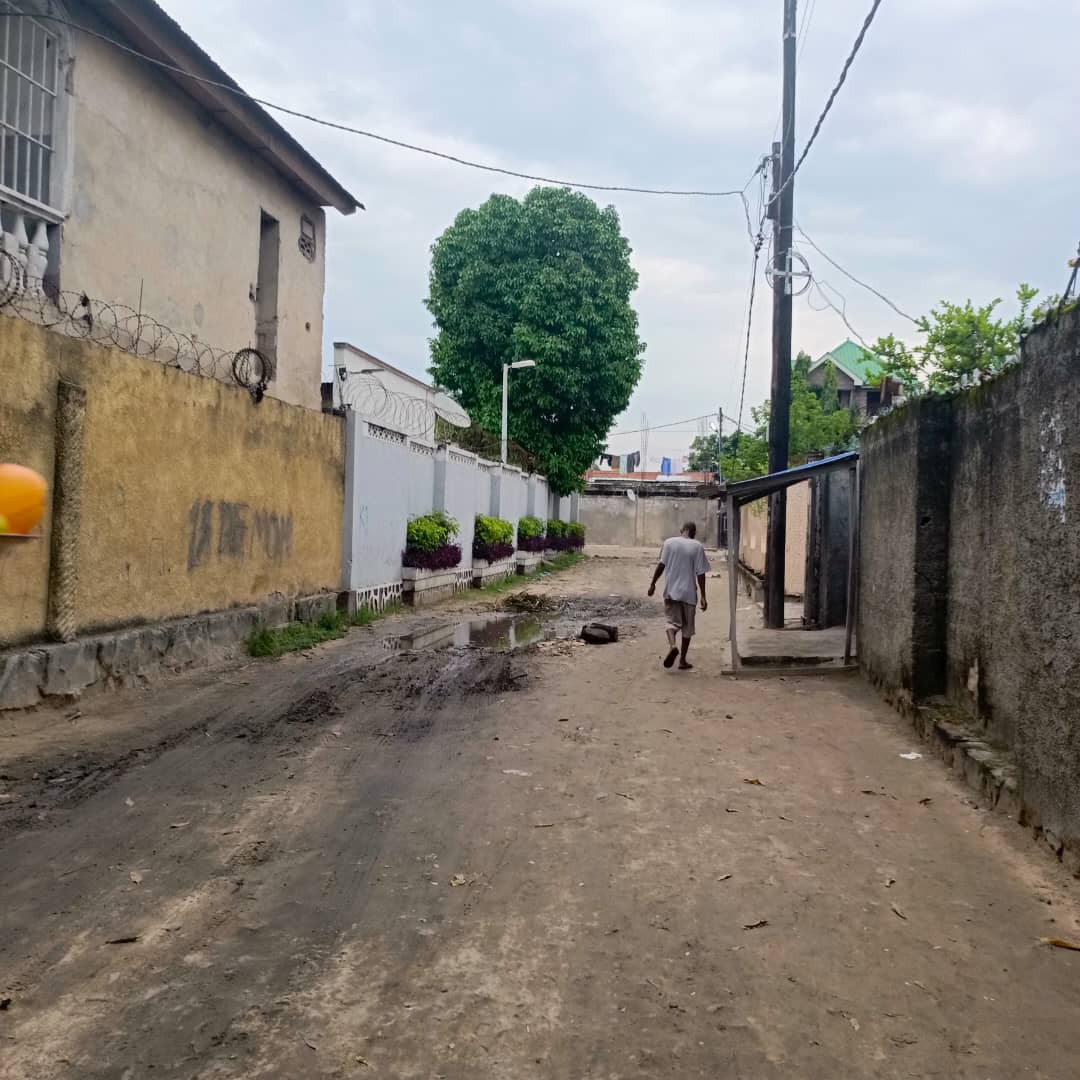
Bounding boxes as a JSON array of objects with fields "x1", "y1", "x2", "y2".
[{"x1": 382, "y1": 614, "x2": 543, "y2": 653}]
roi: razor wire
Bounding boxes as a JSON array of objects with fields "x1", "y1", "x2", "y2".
[
  {"x1": 338, "y1": 373, "x2": 445, "y2": 438},
  {"x1": 0, "y1": 256, "x2": 272, "y2": 401}
]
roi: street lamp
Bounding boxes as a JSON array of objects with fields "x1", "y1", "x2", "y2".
[{"x1": 502, "y1": 359, "x2": 536, "y2": 464}]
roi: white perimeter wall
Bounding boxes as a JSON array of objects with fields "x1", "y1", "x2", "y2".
[{"x1": 343, "y1": 418, "x2": 547, "y2": 594}]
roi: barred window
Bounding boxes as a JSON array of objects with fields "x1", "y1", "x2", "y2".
[{"x1": 0, "y1": 3, "x2": 60, "y2": 209}]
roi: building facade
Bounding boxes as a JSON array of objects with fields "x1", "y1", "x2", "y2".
[{"x1": 0, "y1": 0, "x2": 360, "y2": 409}]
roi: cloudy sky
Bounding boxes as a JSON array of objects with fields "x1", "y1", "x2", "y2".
[{"x1": 170, "y1": 0, "x2": 1079, "y2": 467}]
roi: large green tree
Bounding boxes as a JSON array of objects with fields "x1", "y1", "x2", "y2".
[{"x1": 426, "y1": 186, "x2": 645, "y2": 494}]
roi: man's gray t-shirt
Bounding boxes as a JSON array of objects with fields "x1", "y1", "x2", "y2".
[{"x1": 658, "y1": 536, "x2": 711, "y2": 604}]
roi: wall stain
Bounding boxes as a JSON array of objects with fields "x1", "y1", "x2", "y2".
[{"x1": 187, "y1": 500, "x2": 293, "y2": 572}]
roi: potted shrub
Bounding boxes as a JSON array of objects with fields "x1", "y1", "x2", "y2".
[
  {"x1": 546, "y1": 519, "x2": 585, "y2": 553},
  {"x1": 566, "y1": 522, "x2": 586, "y2": 550},
  {"x1": 401, "y1": 512, "x2": 464, "y2": 606},
  {"x1": 515, "y1": 515, "x2": 546, "y2": 573},
  {"x1": 473, "y1": 514, "x2": 516, "y2": 585}
]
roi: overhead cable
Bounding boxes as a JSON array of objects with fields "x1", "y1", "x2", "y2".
[
  {"x1": 5, "y1": 11, "x2": 759, "y2": 203},
  {"x1": 795, "y1": 223, "x2": 918, "y2": 324}
]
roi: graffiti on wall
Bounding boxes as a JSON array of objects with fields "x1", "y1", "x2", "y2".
[{"x1": 187, "y1": 500, "x2": 294, "y2": 571}]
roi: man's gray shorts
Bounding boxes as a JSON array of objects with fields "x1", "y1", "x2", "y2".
[{"x1": 664, "y1": 599, "x2": 697, "y2": 638}]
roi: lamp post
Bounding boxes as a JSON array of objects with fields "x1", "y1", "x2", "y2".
[{"x1": 502, "y1": 359, "x2": 536, "y2": 464}]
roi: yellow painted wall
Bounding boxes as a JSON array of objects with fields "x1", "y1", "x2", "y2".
[
  {"x1": 0, "y1": 317, "x2": 344, "y2": 646},
  {"x1": 739, "y1": 480, "x2": 808, "y2": 597}
]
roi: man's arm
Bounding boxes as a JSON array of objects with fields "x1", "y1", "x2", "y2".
[
  {"x1": 697, "y1": 573, "x2": 708, "y2": 611},
  {"x1": 648, "y1": 560, "x2": 665, "y2": 597}
]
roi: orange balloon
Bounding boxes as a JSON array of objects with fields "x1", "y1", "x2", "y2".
[{"x1": 0, "y1": 464, "x2": 47, "y2": 534}]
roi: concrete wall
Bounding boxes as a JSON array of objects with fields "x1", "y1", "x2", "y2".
[
  {"x1": 739, "y1": 481, "x2": 809, "y2": 596},
  {"x1": 59, "y1": 20, "x2": 328, "y2": 410},
  {"x1": 580, "y1": 485, "x2": 718, "y2": 548},
  {"x1": 0, "y1": 318, "x2": 344, "y2": 647},
  {"x1": 342, "y1": 415, "x2": 436, "y2": 592},
  {"x1": 858, "y1": 309, "x2": 1080, "y2": 861},
  {"x1": 803, "y1": 469, "x2": 853, "y2": 629},
  {"x1": 499, "y1": 467, "x2": 528, "y2": 540}
]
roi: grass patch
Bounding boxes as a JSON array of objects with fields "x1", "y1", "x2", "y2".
[
  {"x1": 248, "y1": 609, "x2": 349, "y2": 658},
  {"x1": 352, "y1": 601, "x2": 404, "y2": 627},
  {"x1": 476, "y1": 551, "x2": 586, "y2": 596}
]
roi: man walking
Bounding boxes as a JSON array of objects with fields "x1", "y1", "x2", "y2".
[{"x1": 648, "y1": 522, "x2": 710, "y2": 670}]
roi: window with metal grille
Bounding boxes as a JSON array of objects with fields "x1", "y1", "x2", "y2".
[{"x1": 0, "y1": 4, "x2": 60, "y2": 209}]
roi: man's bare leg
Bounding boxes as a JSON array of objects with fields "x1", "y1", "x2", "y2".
[
  {"x1": 679, "y1": 635, "x2": 693, "y2": 670},
  {"x1": 663, "y1": 627, "x2": 679, "y2": 668}
]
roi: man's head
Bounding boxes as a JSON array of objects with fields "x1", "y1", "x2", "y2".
[{"x1": 681, "y1": 521, "x2": 697, "y2": 539}]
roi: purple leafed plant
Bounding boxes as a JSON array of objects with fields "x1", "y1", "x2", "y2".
[
  {"x1": 517, "y1": 535, "x2": 547, "y2": 553},
  {"x1": 402, "y1": 543, "x2": 462, "y2": 571},
  {"x1": 472, "y1": 540, "x2": 515, "y2": 563}
]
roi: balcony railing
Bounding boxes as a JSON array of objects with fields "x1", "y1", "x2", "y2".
[{"x1": 0, "y1": 191, "x2": 58, "y2": 296}]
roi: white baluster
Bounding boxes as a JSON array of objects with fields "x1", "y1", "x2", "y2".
[
  {"x1": 11, "y1": 211, "x2": 28, "y2": 275},
  {"x1": 0, "y1": 200, "x2": 19, "y2": 291},
  {"x1": 25, "y1": 218, "x2": 48, "y2": 293}
]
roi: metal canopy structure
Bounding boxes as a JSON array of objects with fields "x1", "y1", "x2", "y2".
[{"x1": 725, "y1": 451, "x2": 860, "y2": 673}]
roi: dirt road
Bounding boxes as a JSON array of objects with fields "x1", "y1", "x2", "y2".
[{"x1": 3, "y1": 551, "x2": 1080, "y2": 1078}]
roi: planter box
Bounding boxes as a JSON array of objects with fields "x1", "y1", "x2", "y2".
[
  {"x1": 516, "y1": 552, "x2": 542, "y2": 575},
  {"x1": 472, "y1": 557, "x2": 516, "y2": 587},
  {"x1": 402, "y1": 566, "x2": 473, "y2": 608}
]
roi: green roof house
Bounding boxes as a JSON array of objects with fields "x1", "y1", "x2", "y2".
[{"x1": 803, "y1": 340, "x2": 898, "y2": 417}]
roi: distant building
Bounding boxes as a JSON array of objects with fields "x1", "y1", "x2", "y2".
[
  {"x1": 331, "y1": 342, "x2": 439, "y2": 442},
  {"x1": 804, "y1": 340, "x2": 900, "y2": 418},
  {"x1": 0, "y1": 0, "x2": 361, "y2": 409}
]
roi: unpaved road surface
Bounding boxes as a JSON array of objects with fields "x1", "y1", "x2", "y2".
[{"x1": 3, "y1": 551, "x2": 1080, "y2": 1079}]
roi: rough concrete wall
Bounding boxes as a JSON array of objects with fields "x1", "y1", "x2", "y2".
[
  {"x1": 477, "y1": 460, "x2": 497, "y2": 519},
  {"x1": 803, "y1": 471, "x2": 852, "y2": 629},
  {"x1": 738, "y1": 482, "x2": 808, "y2": 596},
  {"x1": 1011, "y1": 316, "x2": 1080, "y2": 849},
  {"x1": 946, "y1": 370, "x2": 1023, "y2": 743},
  {"x1": 579, "y1": 492, "x2": 716, "y2": 548},
  {"x1": 62, "y1": 28, "x2": 328, "y2": 411},
  {"x1": 858, "y1": 398, "x2": 952, "y2": 699},
  {"x1": 344, "y1": 422, "x2": 435, "y2": 591},
  {"x1": 0, "y1": 319, "x2": 344, "y2": 646}
]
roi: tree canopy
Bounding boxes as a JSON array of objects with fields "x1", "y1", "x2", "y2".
[{"x1": 426, "y1": 186, "x2": 645, "y2": 495}]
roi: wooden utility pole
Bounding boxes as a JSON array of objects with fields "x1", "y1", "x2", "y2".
[{"x1": 764, "y1": 0, "x2": 797, "y2": 629}]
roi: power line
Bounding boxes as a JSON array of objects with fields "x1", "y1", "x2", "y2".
[
  {"x1": 795, "y1": 223, "x2": 918, "y2": 324},
  {"x1": 607, "y1": 411, "x2": 754, "y2": 439},
  {"x1": 6, "y1": 11, "x2": 759, "y2": 203},
  {"x1": 736, "y1": 232, "x2": 766, "y2": 439},
  {"x1": 806, "y1": 276, "x2": 874, "y2": 350},
  {"x1": 770, "y1": 0, "x2": 887, "y2": 209}
]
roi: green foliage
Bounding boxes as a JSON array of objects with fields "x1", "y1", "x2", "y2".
[
  {"x1": 704, "y1": 360, "x2": 855, "y2": 483},
  {"x1": 873, "y1": 284, "x2": 1040, "y2": 395},
  {"x1": 248, "y1": 610, "x2": 349, "y2": 658},
  {"x1": 517, "y1": 515, "x2": 545, "y2": 541},
  {"x1": 687, "y1": 433, "x2": 722, "y2": 473},
  {"x1": 567, "y1": 522, "x2": 585, "y2": 540},
  {"x1": 406, "y1": 511, "x2": 458, "y2": 552},
  {"x1": 820, "y1": 359, "x2": 840, "y2": 414},
  {"x1": 546, "y1": 519, "x2": 567, "y2": 539},
  {"x1": 427, "y1": 186, "x2": 645, "y2": 495},
  {"x1": 475, "y1": 514, "x2": 514, "y2": 547}
]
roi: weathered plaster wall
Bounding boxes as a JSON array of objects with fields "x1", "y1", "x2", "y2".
[
  {"x1": 0, "y1": 318, "x2": 344, "y2": 646},
  {"x1": 858, "y1": 309, "x2": 1080, "y2": 860},
  {"x1": 580, "y1": 486, "x2": 718, "y2": 549},
  {"x1": 61, "y1": 25, "x2": 328, "y2": 410},
  {"x1": 738, "y1": 482, "x2": 809, "y2": 596}
]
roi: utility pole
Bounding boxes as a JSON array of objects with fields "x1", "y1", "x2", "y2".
[
  {"x1": 716, "y1": 407, "x2": 724, "y2": 485},
  {"x1": 764, "y1": 0, "x2": 797, "y2": 629}
]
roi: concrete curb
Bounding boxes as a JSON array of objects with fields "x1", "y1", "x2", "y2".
[
  {"x1": 866, "y1": 673, "x2": 1079, "y2": 879},
  {"x1": 0, "y1": 592, "x2": 338, "y2": 711}
]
